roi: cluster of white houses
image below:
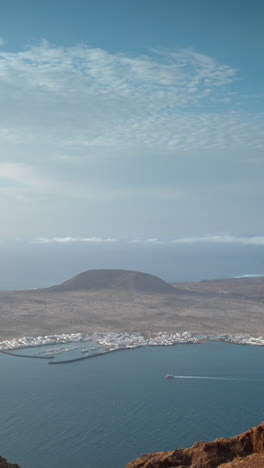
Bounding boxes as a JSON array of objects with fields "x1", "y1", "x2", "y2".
[{"x1": 1, "y1": 330, "x2": 264, "y2": 352}]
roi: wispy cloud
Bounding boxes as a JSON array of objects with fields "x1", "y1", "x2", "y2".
[
  {"x1": 0, "y1": 41, "x2": 262, "y2": 173},
  {"x1": 0, "y1": 43, "x2": 262, "y2": 167},
  {"x1": 129, "y1": 236, "x2": 264, "y2": 246},
  {"x1": 36, "y1": 235, "x2": 264, "y2": 246},
  {"x1": 0, "y1": 37, "x2": 5, "y2": 47},
  {"x1": 0, "y1": 43, "x2": 237, "y2": 99},
  {"x1": 234, "y1": 274, "x2": 264, "y2": 278},
  {"x1": 171, "y1": 235, "x2": 264, "y2": 245}
]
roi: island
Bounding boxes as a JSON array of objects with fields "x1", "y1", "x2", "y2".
[{"x1": 1, "y1": 269, "x2": 264, "y2": 357}]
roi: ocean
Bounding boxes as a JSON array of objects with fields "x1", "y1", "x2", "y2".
[
  {"x1": 1, "y1": 242, "x2": 264, "y2": 289},
  {"x1": 1, "y1": 342, "x2": 264, "y2": 468}
]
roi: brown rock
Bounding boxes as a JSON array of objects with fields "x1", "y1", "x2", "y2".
[
  {"x1": 126, "y1": 421, "x2": 264, "y2": 468},
  {"x1": 0, "y1": 457, "x2": 20, "y2": 468},
  {"x1": 220, "y1": 452, "x2": 264, "y2": 467}
]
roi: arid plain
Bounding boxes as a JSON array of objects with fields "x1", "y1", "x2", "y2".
[{"x1": 1, "y1": 270, "x2": 264, "y2": 340}]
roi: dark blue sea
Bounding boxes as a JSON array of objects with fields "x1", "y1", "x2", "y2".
[{"x1": 1, "y1": 342, "x2": 264, "y2": 468}]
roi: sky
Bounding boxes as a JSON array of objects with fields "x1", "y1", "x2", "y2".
[{"x1": 0, "y1": 0, "x2": 264, "y2": 274}]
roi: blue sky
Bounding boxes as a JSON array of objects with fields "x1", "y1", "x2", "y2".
[{"x1": 0, "y1": 0, "x2": 263, "y2": 247}]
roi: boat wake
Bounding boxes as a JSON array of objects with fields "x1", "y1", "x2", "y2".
[{"x1": 166, "y1": 375, "x2": 264, "y2": 381}]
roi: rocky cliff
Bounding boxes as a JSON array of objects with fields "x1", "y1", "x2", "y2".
[
  {"x1": 126, "y1": 421, "x2": 264, "y2": 468},
  {"x1": 0, "y1": 457, "x2": 20, "y2": 468}
]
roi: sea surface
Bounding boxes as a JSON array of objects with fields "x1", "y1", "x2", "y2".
[
  {"x1": 1, "y1": 242, "x2": 264, "y2": 289},
  {"x1": 1, "y1": 342, "x2": 264, "y2": 468}
]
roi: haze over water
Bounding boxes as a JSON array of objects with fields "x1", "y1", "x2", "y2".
[
  {"x1": 1, "y1": 342, "x2": 264, "y2": 468},
  {"x1": 1, "y1": 243, "x2": 264, "y2": 290}
]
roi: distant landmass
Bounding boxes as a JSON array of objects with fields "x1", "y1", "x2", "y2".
[
  {"x1": 1, "y1": 269, "x2": 264, "y2": 339},
  {"x1": 47, "y1": 269, "x2": 176, "y2": 294},
  {"x1": 172, "y1": 276, "x2": 264, "y2": 300},
  {"x1": 126, "y1": 421, "x2": 264, "y2": 468}
]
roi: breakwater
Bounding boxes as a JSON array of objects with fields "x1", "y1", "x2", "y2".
[
  {"x1": 48, "y1": 350, "x2": 108, "y2": 364},
  {"x1": 48, "y1": 346, "x2": 135, "y2": 364},
  {"x1": 0, "y1": 349, "x2": 54, "y2": 359}
]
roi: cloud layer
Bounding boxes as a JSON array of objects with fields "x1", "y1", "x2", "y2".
[
  {"x1": 0, "y1": 42, "x2": 263, "y2": 239},
  {"x1": 0, "y1": 42, "x2": 262, "y2": 173}
]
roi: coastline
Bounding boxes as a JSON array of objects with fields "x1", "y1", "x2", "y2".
[{"x1": 1, "y1": 331, "x2": 264, "y2": 357}]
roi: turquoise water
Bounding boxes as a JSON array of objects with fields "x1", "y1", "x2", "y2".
[{"x1": 1, "y1": 342, "x2": 264, "y2": 468}]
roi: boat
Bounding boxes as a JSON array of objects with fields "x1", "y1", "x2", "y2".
[{"x1": 165, "y1": 374, "x2": 174, "y2": 379}]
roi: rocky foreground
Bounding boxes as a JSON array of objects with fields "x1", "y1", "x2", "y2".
[
  {"x1": 1, "y1": 422, "x2": 264, "y2": 468},
  {"x1": 126, "y1": 421, "x2": 264, "y2": 468},
  {"x1": 0, "y1": 457, "x2": 20, "y2": 468}
]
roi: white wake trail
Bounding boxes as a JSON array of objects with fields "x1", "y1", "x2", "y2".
[{"x1": 171, "y1": 375, "x2": 264, "y2": 381}]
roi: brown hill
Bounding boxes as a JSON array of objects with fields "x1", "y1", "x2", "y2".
[
  {"x1": 126, "y1": 421, "x2": 264, "y2": 468},
  {"x1": 46, "y1": 269, "x2": 176, "y2": 294}
]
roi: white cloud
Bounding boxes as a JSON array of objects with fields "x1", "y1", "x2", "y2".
[
  {"x1": 37, "y1": 236, "x2": 118, "y2": 244},
  {"x1": 36, "y1": 235, "x2": 264, "y2": 246}
]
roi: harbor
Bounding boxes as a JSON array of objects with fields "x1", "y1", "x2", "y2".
[{"x1": 1, "y1": 331, "x2": 264, "y2": 365}]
